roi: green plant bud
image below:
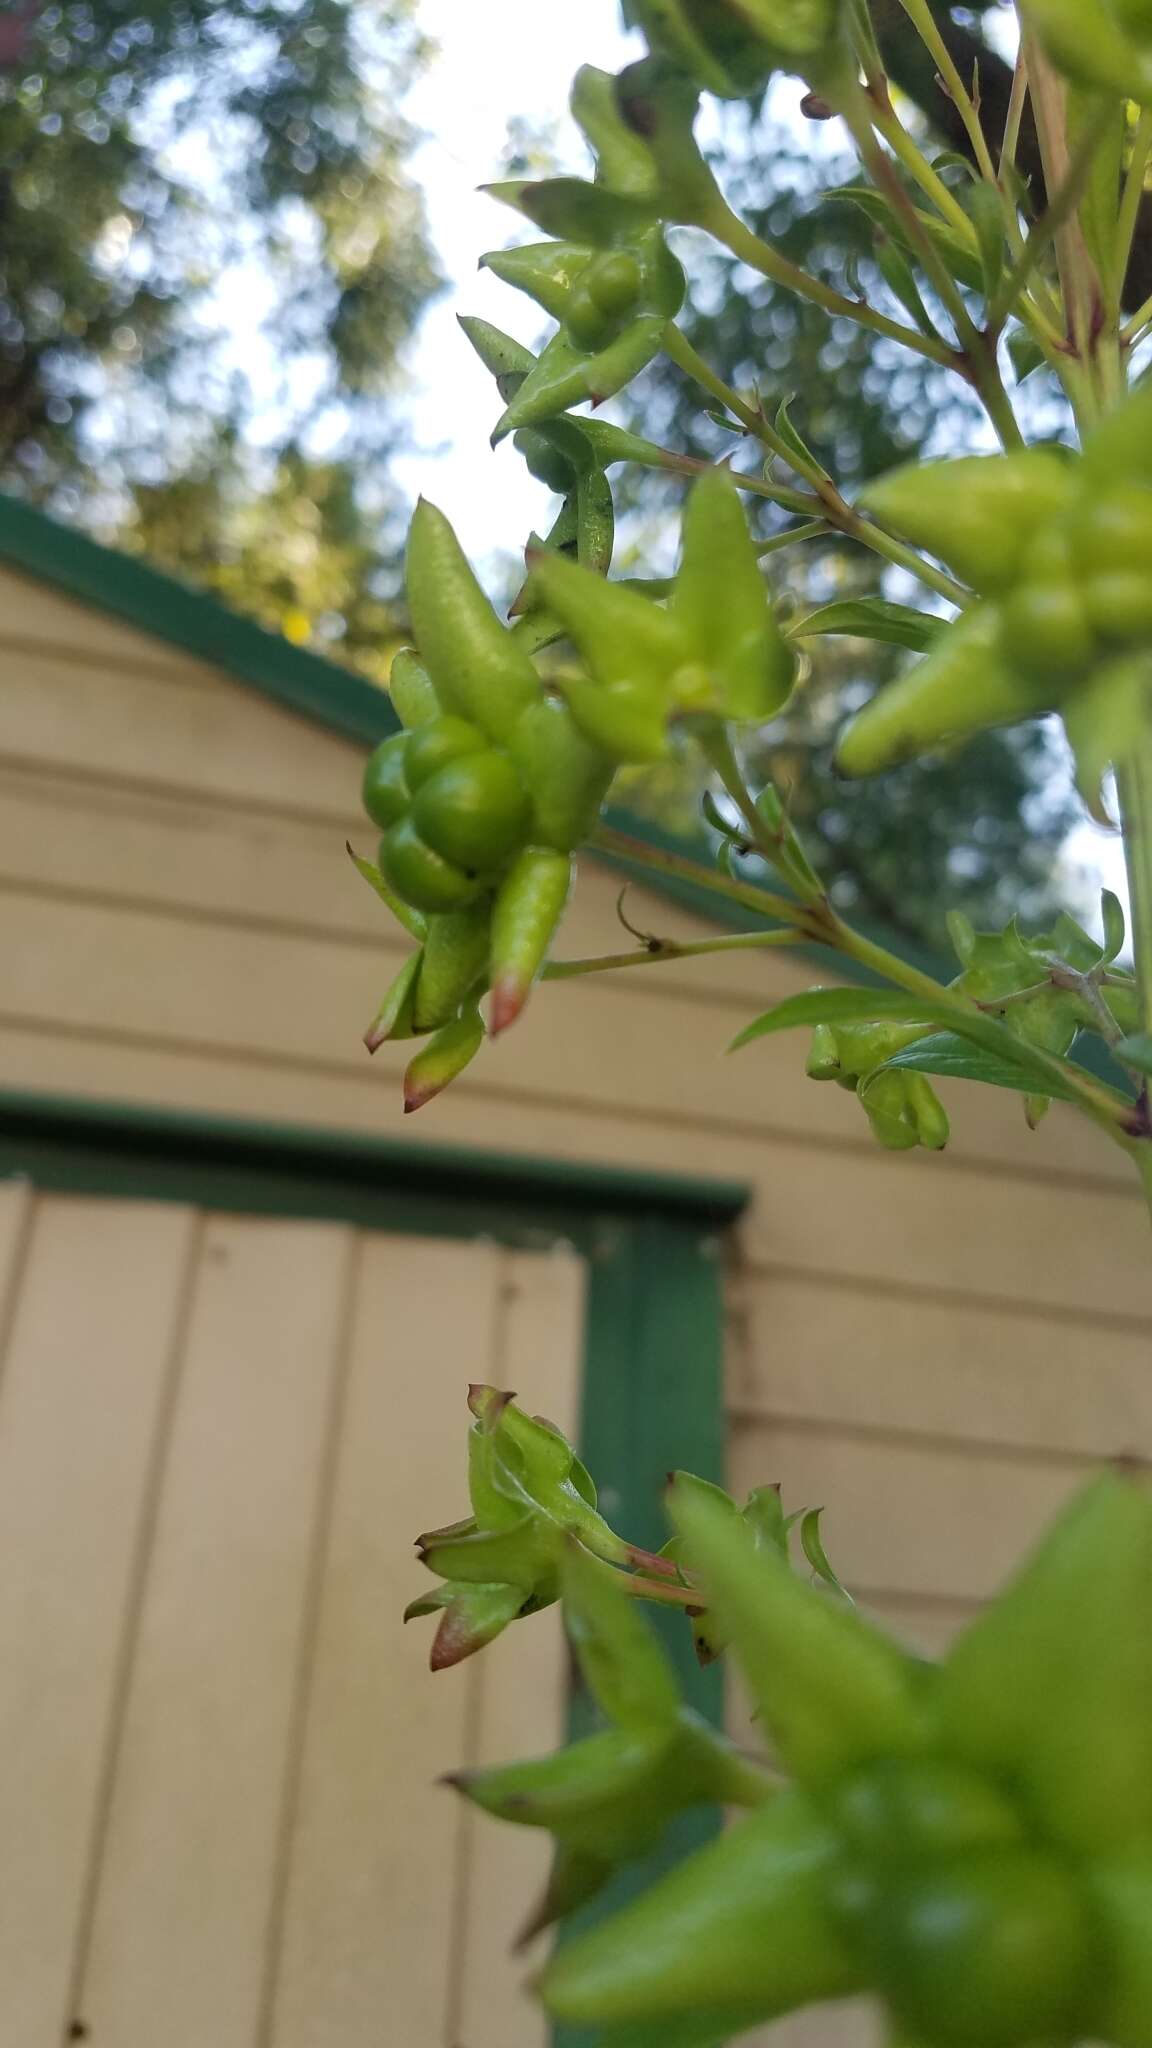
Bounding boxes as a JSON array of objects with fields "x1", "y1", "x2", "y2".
[
  {"x1": 905, "y1": 1071, "x2": 950, "y2": 1150},
  {"x1": 379, "y1": 817, "x2": 486, "y2": 915},
  {"x1": 565, "y1": 279, "x2": 624, "y2": 352},
  {"x1": 412, "y1": 751, "x2": 531, "y2": 872},
  {"x1": 412, "y1": 902, "x2": 492, "y2": 1033},
  {"x1": 362, "y1": 947, "x2": 423, "y2": 1055},
  {"x1": 1018, "y1": 0, "x2": 1152, "y2": 96},
  {"x1": 416, "y1": 1507, "x2": 559, "y2": 1593},
  {"x1": 480, "y1": 239, "x2": 594, "y2": 322},
  {"x1": 858, "y1": 451, "x2": 1075, "y2": 596},
  {"x1": 468, "y1": 1391, "x2": 636, "y2": 1568},
  {"x1": 1064, "y1": 651, "x2": 1152, "y2": 820},
  {"x1": 830, "y1": 1758, "x2": 1025, "y2": 1865},
  {"x1": 403, "y1": 1579, "x2": 525, "y2": 1670},
  {"x1": 614, "y1": 56, "x2": 725, "y2": 224},
  {"x1": 588, "y1": 249, "x2": 644, "y2": 318},
  {"x1": 937, "y1": 1473, "x2": 1152, "y2": 1850},
  {"x1": 361, "y1": 731, "x2": 410, "y2": 829},
  {"x1": 570, "y1": 64, "x2": 660, "y2": 197},
  {"x1": 1000, "y1": 580, "x2": 1096, "y2": 682},
  {"x1": 1082, "y1": 373, "x2": 1152, "y2": 489},
  {"x1": 836, "y1": 1848, "x2": 1096, "y2": 2048},
  {"x1": 346, "y1": 843, "x2": 428, "y2": 942},
  {"x1": 456, "y1": 314, "x2": 535, "y2": 399},
  {"x1": 558, "y1": 673, "x2": 671, "y2": 763},
  {"x1": 406, "y1": 499, "x2": 543, "y2": 741},
  {"x1": 528, "y1": 542, "x2": 689, "y2": 690},
  {"x1": 389, "y1": 646, "x2": 441, "y2": 729},
  {"x1": 673, "y1": 468, "x2": 796, "y2": 719},
  {"x1": 806, "y1": 1023, "x2": 842, "y2": 1080},
  {"x1": 861, "y1": 1069, "x2": 923, "y2": 1151},
  {"x1": 489, "y1": 846, "x2": 574, "y2": 1033},
  {"x1": 512, "y1": 427, "x2": 577, "y2": 493},
  {"x1": 1086, "y1": 1855, "x2": 1152, "y2": 2048},
  {"x1": 1076, "y1": 483, "x2": 1152, "y2": 574},
  {"x1": 492, "y1": 313, "x2": 670, "y2": 443},
  {"x1": 670, "y1": 1481, "x2": 928, "y2": 1790},
  {"x1": 486, "y1": 174, "x2": 657, "y2": 249},
  {"x1": 836, "y1": 604, "x2": 1058, "y2": 776},
  {"x1": 404, "y1": 715, "x2": 488, "y2": 793},
  {"x1": 622, "y1": 0, "x2": 778, "y2": 97},
  {"x1": 508, "y1": 697, "x2": 616, "y2": 851},
  {"x1": 540, "y1": 1791, "x2": 859, "y2": 2031},
  {"x1": 1083, "y1": 571, "x2": 1152, "y2": 647}
]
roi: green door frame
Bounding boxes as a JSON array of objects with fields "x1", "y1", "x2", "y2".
[{"x1": 0, "y1": 1089, "x2": 748, "y2": 2041}]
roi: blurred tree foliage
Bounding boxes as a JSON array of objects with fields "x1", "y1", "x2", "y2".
[
  {"x1": 608, "y1": 6, "x2": 1087, "y2": 954},
  {"x1": 0, "y1": 0, "x2": 439, "y2": 669}
]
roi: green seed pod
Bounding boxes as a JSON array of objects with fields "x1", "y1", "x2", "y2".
[
  {"x1": 558, "y1": 673, "x2": 671, "y2": 764},
  {"x1": 540, "y1": 1791, "x2": 859, "y2": 2032},
  {"x1": 404, "y1": 715, "x2": 488, "y2": 793},
  {"x1": 389, "y1": 647, "x2": 440, "y2": 730},
  {"x1": 489, "y1": 846, "x2": 574, "y2": 1034},
  {"x1": 1076, "y1": 484, "x2": 1152, "y2": 576},
  {"x1": 564, "y1": 280, "x2": 623, "y2": 352},
  {"x1": 858, "y1": 450, "x2": 1076, "y2": 597},
  {"x1": 831, "y1": 1759, "x2": 1025, "y2": 1865},
  {"x1": 492, "y1": 313, "x2": 670, "y2": 443},
  {"x1": 937, "y1": 1473, "x2": 1152, "y2": 1851},
  {"x1": 379, "y1": 818, "x2": 486, "y2": 915},
  {"x1": 406, "y1": 499, "x2": 543, "y2": 742},
  {"x1": 361, "y1": 732, "x2": 411, "y2": 829},
  {"x1": 806, "y1": 1023, "x2": 842, "y2": 1080},
  {"x1": 362, "y1": 948, "x2": 423, "y2": 1054},
  {"x1": 834, "y1": 1849, "x2": 1096, "y2": 2048},
  {"x1": 1082, "y1": 571, "x2": 1152, "y2": 647},
  {"x1": 1000, "y1": 581, "x2": 1096, "y2": 682},
  {"x1": 862, "y1": 1070, "x2": 922, "y2": 1151},
  {"x1": 1086, "y1": 1855, "x2": 1152, "y2": 2048},
  {"x1": 403, "y1": 1005, "x2": 486, "y2": 1114},
  {"x1": 673, "y1": 468, "x2": 796, "y2": 720},
  {"x1": 412, "y1": 751, "x2": 531, "y2": 871},
  {"x1": 508, "y1": 697, "x2": 616, "y2": 852},
  {"x1": 569, "y1": 64, "x2": 660, "y2": 197},
  {"x1": 587, "y1": 249, "x2": 643, "y2": 318},
  {"x1": 512, "y1": 428, "x2": 577, "y2": 494},
  {"x1": 412, "y1": 902, "x2": 492, "y2": 1033},
  {"x1": 836, "y1": 604, "x2": 1058, "y2": 776},
  {"x1": 905, "y1": 1071, "x2": 950, "y2": 1151},
  {"x1": 670, "y1": 1482, "x2": 927, "y2": 1791},
  {"x1": 479, "y1": 240, "x2": 594, "y2": 322}
]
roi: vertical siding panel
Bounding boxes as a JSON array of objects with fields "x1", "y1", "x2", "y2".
[
  {"x1": 75, "y1": 1215, "x2": 351, "y2": 2048},
  {"x1": 454, "y1": 1246, "x2": 587, "y2": 2048},
  {"x1": 0, "y1": 1180, "x2": 31, "y2": 1360},
  {"x1": 0, "y1": 1195, "x2": 195, "y2": 2041},
  {"x1": 268, "y1": 1234, "x2": 506, "y2": 2048}
]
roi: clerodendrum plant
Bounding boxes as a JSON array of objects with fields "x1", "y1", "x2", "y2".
[{"x1": 353, "y1": 3, "x2": 1152, "y2": 2041}]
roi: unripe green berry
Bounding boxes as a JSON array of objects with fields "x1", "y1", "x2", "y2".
[
  {"x1": 379, "y1": 818, "x2": 485, "y2": 914},
  {"x1": 362, "y1": 732, "x2": 410, "y2": 828},
  {"x1": 412, "y1": 751, "x2": 531, "y2": 871},
  {"x1": 587, "y1": 250, "x2": 643, "y2": 319},
  {"x1": 405, "y1": 715, "x2": 488, "y2": 793}
]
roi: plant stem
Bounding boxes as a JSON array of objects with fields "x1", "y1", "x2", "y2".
[
  {"x1": 896, "y1": 0, "x2": 998, "y2": 187},
  {"x1": 699, "y1": 188, "x2": 962, "y2": 370},
  {"x1": 543, "y1": 928, "x2": 802, "y2": 982},
  {"x1": 1114, "y1": 108, "x2": 1152, "y2": 310},
  {"x1": 989, "y1": 100, "x2": 1119, "y2": 331},
  {"x1": 663, "y1": 327, "x2": 970, "y2": 604},
  {"x1": 590, "y1": 822, "x2": 812, "y2": 930},
  {"x1": 1119, "y1": 751, "x2": 1152, "y2": 1042}
]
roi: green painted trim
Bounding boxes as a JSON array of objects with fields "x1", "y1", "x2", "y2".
[
  {"x1": 0, "y1": 1089, "x2": 748, "y2": 1230},
  {"x1": 0, "y1": 493, "x2": 399, "y2": 751},
  {"x1": 555, "y1": 1212, "x2": 727, "y2": 2048}
]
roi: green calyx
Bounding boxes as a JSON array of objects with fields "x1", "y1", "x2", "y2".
[
  {"x1": 530, "y1": 470, "x2": 795, "y2": 762},
  {"x1": 538, "y1": 1470, "x2": 1152, "y2": 2048},
  {"x1": 841, "y1": 404, "x2": 1152, "y2": 800}
]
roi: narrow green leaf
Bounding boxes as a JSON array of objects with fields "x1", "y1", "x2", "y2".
[
  {"x1": 788, "y1": 597, "x2": 944, "y2": 653},
  {"x1": 1101, "y1": 888, "x2": 1127, "y2": 964},
  {"x1": 729, "y1": 988, "x2": 1088, "y2": 1097},
  {"x1": 874, "y1": 232, "x2": 939, "y2": 341},
  {"x1": 702, "y1": 788, "x2": 742, "y2": 841},
  {"x1": 872, "y1": 1030, "x2": 1080, "y2": 1105},
  {"x1": 799, "y1": 1509, "x2": 853, "y2": 1605},
  {"x1": 966, "y1": 180, "x2": 1005, "y2": 301},
  {"x1": 1007, "y1": 327, "x2": 1047, "y2": 386},
  {"x1": 1115, "y1": 1033, "x2": 1152, "y2": 1077},
  {"x1": 346, "y1": 844, "x2": 428, "y2": 940},
  {"x1": 773, "y1": 394, "x2": 819, "y2": 473}
]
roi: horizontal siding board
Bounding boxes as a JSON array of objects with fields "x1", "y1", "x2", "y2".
[
  {"x1": 1, "y1": 1019, "x2": 1148, "y2": 1325},
  {"x1": 0, "y1": 883, "x2": 1143, "y2": 1235},
  {"x1": 0, "y1": 647, "x2": 360, "y2": 818},
  {"x1": 0, "y1": 564, "x2": 227, "y2": 682},
  {"x1": 728, "y1": 1420, "x2": 1084, "y2": 1603},
  {"x1": 729, "y1": 1272, "x2": 1152, "y2": 1458}
]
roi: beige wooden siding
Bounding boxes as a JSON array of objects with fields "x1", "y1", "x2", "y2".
[
  {"x1": 0, "y1": 1186, "x2": 581, "y2": 2047},
  {"x1": 4, "y1": 560, "x2": 1152, "y2": 2045}
]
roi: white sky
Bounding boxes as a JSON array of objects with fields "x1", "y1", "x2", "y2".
[{"x1": 392, "y1": 0, "x2": 638, "y2": 558}]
